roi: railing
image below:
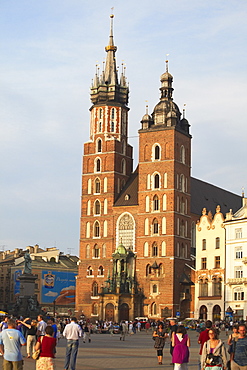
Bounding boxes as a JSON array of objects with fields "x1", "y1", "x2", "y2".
[{"x1": 227, "y1": 277, "x2": 247, "y2": 285}]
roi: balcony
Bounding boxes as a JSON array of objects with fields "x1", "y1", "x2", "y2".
[{"x1": 227, "y1": 277, "x2": 247, "y2": 285}]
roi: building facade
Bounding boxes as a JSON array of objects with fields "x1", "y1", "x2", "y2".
[
  {"x1": 76, "y1": 15, "x2": 194, "y2": 322},
  {"x1": 194, "y1": 206, "x2": 225, "y2": 321},
  {"x1": 0, "y1": 245, "x2": 78, "y2": 315},
  {"x1": 225, "y1": 198, "x2": 247, "y2": 321}
]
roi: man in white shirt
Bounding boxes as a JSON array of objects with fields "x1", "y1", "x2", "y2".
[
  {"x1": 63, "y1": 317, "x2": 82, "y2": 370},
  {"x1": 37, "y1": 315, "x2": 47, "y2": 336}
]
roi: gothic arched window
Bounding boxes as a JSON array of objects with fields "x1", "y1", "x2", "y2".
[
  {"x1": 98, "y1": 265, "x2": 104, "y2": 276},
  {"x1": 93, "y1": 244, "x2": 99, "y2": 258},
  {"x1": 154, "y1": 145, "x2": 160, "y2": 160},
  {"x1": 152, "y1": 242, "x2": 158, "y2": 256},
  {"x1": 153, "y1": 219, "x2": 159, "y2": 234},
  {"x1": 95, "y1": 178, "x2": 100, "y2": 194},
  {"x1": 95, "y1": 158, "x2": 101, "y2": 172},
  {"x1": 94, "y1": 221, "x2": 100, "y2": 237},
  {"x1": 117, "y1": 213, "x2": 135, "y2": 251},
  {"x1": 97, "y1": 139, "x2": 102, "y2": 153},
  {"x1": 153, "y1": 195, "x2": 159, "y2": 211},
  {"x1": 94, "y1": 200, "x2": 100, "y2": 215},
  {"x1": 92, "y1": 282, "x2": 98, "y2": 296},
  {"x1": 154, "y1": 174, "x2": 160, "y2": 189}
]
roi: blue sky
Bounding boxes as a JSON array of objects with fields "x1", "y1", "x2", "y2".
[{"x1": 1, "y1": 0, "x2": 247, "y2": 255}]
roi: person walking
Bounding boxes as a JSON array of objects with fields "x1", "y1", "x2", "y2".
[
  {"x1": 169, "y1": 319, "x2": 178, "y2": 364},
  {"x1": 201, "y1": 328, "x2": 227, "y2": 370},
  {"x1": 153, "y1": 322, "x2": 169, "y2": 365},
  {"x1": 119, "y1": 321, "x2": 128, "y2": 341},
  {"x1": 35, "y1": 325, "x2": 56, "y2": 370},
  {"x1": 229, "y1": 324, "x2": 247, "y2": 370},
  {"x1": 227, "y1": 325, "x2": 239, "y2": 346},
  {"x1": 19, "y1": 318, "x2": 38, "y2": 358},
  {"x1": 37, "y1": 315, "x2": 47, "y2": 337},
  {"x1": 63, "y1": 317, "x2": 82, "y2": 370},
  {"x1": 83, "y1": 323, "x2": 91, "y2": 343},
  {"x1": 0, "y1": 318, "x2": 26, "y2": 370},
  {"x1": 172, "y1": 325, "x2": 190, "y2": 370}
]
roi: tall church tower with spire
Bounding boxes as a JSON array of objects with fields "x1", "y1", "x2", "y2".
[
  {"x1": 76, "y1": 18, "x2": 194, "y2": 322},
  {"x1": 76, "y1": 15, "x2": 134, "y2": 319}
]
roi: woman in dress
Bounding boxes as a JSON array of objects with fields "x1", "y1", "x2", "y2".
[
  {"x1": 153, "y1": 322, "x2": 169, "y2": 365},
  {"x1": 35, "y1": 325, "x2": 56, "y2": 370},
  {"x1": 172, "y1": 325, "x2": 190, "y2": 370},
  {"x1": 201, "y1": 328, "x2": 227, "y2": 370}
]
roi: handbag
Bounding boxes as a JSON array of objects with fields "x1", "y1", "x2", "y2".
[
  {"x1": 32, "y1": 349, "x2": 40, "y2": 360},
  {"x1": 205, "y1": 353, "x2": 221, "y2": 366}
]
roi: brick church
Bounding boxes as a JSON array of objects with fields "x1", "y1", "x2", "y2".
[{"x1": 75, "y1": 15, "x2": 242, "y2": 322}]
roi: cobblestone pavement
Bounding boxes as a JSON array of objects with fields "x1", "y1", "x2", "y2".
[{"x1": 0, "y1": 329, "x2": 230, "y2": 369}]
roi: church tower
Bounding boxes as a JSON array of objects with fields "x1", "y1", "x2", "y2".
[
  {"x1": 76, "y1": 15, "x2": 133, "y2": 318},
  {"x1": 137, "y1": 62, "x2": 192, "y2": 318}
]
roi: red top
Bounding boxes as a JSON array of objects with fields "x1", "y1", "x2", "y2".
[
  {"x1": 38, "y1": 335, "x2": 56, "y2": 358},
  {"x1": 198, "y1": 329, "x2": 210, "y2": 355}
]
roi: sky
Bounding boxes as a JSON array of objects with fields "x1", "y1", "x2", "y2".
[{"x1": 1, "y1": 0, "x2": 247, "y2": 255}]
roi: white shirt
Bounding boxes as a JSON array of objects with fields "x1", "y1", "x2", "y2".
[
  {"x1": 63, "y1": 321, "x2": 82, "y2": 340},
  {"x1": 37, "y1": 320, "x2": 47, "y2": 335}
]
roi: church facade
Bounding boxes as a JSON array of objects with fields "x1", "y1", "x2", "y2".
[{"x1": 75, "y1": 16, "x2": 241, "y2": 322}]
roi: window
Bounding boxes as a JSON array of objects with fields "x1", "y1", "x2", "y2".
[
  {"x1": 95, "y1": 158, "x2": 101, "y2": 172},
  {"x1": 199, "y1": 279, "x2": 208, "y2": 296},
  {"x1": 99, "y1": 108, "x2": 103, "y2": 119},
  {"x1": 94, "y1": 221, "x2": 100, "y2": 237},
  {"x1": 235, "y1": 228, "x2": 242, "y2": 239},
  {"x1": 180, "y1": 145, "x2": 185, "y2": 164},
  {"x1": 153, "y1": 195, "x2": 159, "y2": 211},
  {"x1": 97, "y1": 139, "x2": 102, "y2": 153},
  {"x1": 111, "y1": 121, "x2": 114, "y2": 132},
  {"x1": 235, "y1": 266, "x2": 243, "y2": 278},
  {"x1": 215, "y1": 256, "x2": 220, "y2": 268},
  {"x1": 92, "y1": 282, "x2": 98, "y2": 296},
  {"x1": 234, "y1": 291, "x2": 244, "y2": 301},
  {"x1": 87, "y1": 266, "x2": 93, "y2": 276},
  {"x1": 154, "y1": 145, "x2": 160, "y2": 160},
  {"x1": 153, "y1": 219, "x2": 159, "y2": 234},
  {"x1": 153, "y1": 284, "x2": 158, "y2": 294},
  {"x1": 212, "y1": 277, "x2": 222, "y2": 296},
  {"x1": 111, "y1": 108, "x2": 115, "y2": 119},
  {"x1": 98, "y1": 266, "x2": 104, "y2": 276},
  {"x1": 95, "y1": 178, "x2": 100, "y2": 193},
  {"x1": 98, "y1": 121, "x2": 102, "y2": 132},
  {"x1": 94, "y1": 200, "x2": 100, "y2": 215},
  {"x1": 117, "y1": 213, "x2": 135, "y2": 250},
  {"x1": 146, "y1": 264, "x2": 151, "y2": 276},
  {"x1": 180, "y1": 174, "x2": 185, "y2": 192},
  {"x1": 154, "y1": 174, "x2": 160, "y2": 189},
  {"x1": 215, "y1": 237, "x2": 220, "y2": 249},
  {"x1": 236, "y1": 248, "x2": 243, "y2": 259},
  {"x1": 93, "y1": 245, "x2": 99, "y2": 258},
  {"x1": 152, "y1": 242, "x2": 158, "y2": 257},
  {"x1": 202, "y1": 239, "x2": 206, "y2": 250},
  {"x1": 201, "y1": 258, "x2": 207, "y2": 269}
]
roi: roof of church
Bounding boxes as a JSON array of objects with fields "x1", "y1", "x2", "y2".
[
  {"x1": 114, "y1": 171, "x2": 242, "y2": 216},
  {"x1": 114, "y1": 168, "x2": 139, "y2": 207},
  {"x1": 191, "y1": 177, "x2": 242, "y2": 216}
]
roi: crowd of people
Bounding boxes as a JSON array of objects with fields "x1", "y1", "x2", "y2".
[{"x1": 0, "y1": 314, "x2": 247, "y2": 370}]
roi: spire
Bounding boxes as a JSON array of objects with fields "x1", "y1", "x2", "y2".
[
  {"x1": 90, "y1": 14, "x2": 129, "y2": 105},
  {"x1": 104, "y1": 14, "x2": 118, "y2": 86}
]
